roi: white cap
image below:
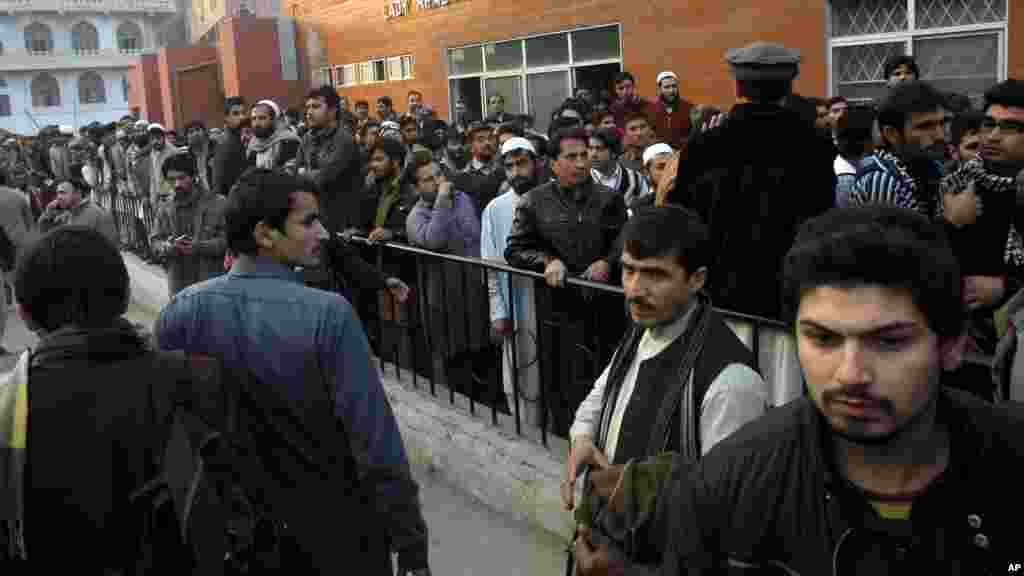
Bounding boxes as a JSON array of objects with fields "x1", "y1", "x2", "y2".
[
  {"x1": 500, "y1": 137, "x2": 535, "y2": 157},
  {"x1": 255, "y1": 99, "x2": 280, "y2": 117},
  {"x1": 133, "y1": 119, "x2": 148, "y2": 129},
  {"x1": 380, "y1": 120, "x2": 400, "y2": 132},
  {"x1": 58, "y1": 124, "x2": 74, "y2": 136},
  {"x1": 643, "y1": 143, "x2": 674, "y2": 166},
  {"x1": 147, "y1": 122, "x2": 166, "y2": 133},
  {"x1": 115, "y1": 129, "x2": 126, "y2": 139},
  {"x1": 656, "y1": 71, "x2": 678, "y2": 86}
]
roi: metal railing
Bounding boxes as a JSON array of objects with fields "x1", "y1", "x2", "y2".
[{"x1": 340, "y1": 235, "x2": 800, "y2": 448}]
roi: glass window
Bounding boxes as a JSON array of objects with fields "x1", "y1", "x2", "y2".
[
  {"x1": 339, "y1": 64, "x2": 356, "y2": 86},
  {"x1": 571, "y1": 26, "x2": 619, "y2": 63},
  {"x1": 484, "y1": 40, "x2": 523, "y2": 72},
  {"x1": 117, "y1": 21, "x2": 143, "y2": 53},
  {"x1": 402, "y1": 55, "x2": 415, "y2": 78},
  {"x1": 527, "y1": 71, "x2": 569, "y2": 135},
  {"x1": 915, "y1": 0, "x2": 1006, "y2": 29},
  {"x1": 388, "y1": 57, "x2": 402, "y2": 80},
  {"x1": 72, "y1": 21, "x2": 99, "y2": 53},
  {"x1": 122, "y1": 75, "x2": 129, "y2": 101},
  {"x1": 450, "y1": 77, "x2": 483, "y2": 123},
  {"x1": 0, "y1": 95, "x2": 9, "y2": 117},
  {"x1": 485, "y1": 76, "x2": 523, "y2": 117},
  {"x1": 0, "y1": 76, "x2": 6, "y2": 88},
  {"x1": 371, "y1": 60, "x2": 386, "y2": 82},
  {"x1": 831, "y1": 0, "x2": 908, "y2": 37},
  {"x1": 449, "y1": 46, "x2": 483, "y2": 76},
  {"x1": 832, "y1": 41, "x2": 906, "y2": 101},
  {"x1": 31, "y1": 73, "x2": 60, "y2": 107},
  {"x1": 358, "y1": 62, "x2": 371, "y2": 84},
  {"x1": 526, "y1": 33, "x2": 568, "y2": 68},
  {"x1": 915, "y1": 33, "x2": 999, "y2": 97},
  {"x1": 24, "y1": 22, "x2": 53, "y2": 54},
  {"x1": 79, "y1": 72, "x2": 106, "y2": 104}
]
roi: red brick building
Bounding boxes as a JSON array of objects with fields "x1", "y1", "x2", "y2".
[
  {"x1": 128, "y1": 15, "x2": 310, "y2": 130},
  {"x1": 294, "y1": 0, "x2": 1023, "y2": 133}
]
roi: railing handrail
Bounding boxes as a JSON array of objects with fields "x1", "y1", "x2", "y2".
[{"x1": 342, "y1": 233, "x2": 790, "y2": 330}]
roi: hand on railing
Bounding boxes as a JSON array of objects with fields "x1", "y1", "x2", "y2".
[
  {"x1": 544, "y1": 258, "x2": 567, "y2": 288},
  {"x1": 385, "y1": 277, "x2": 410, "y2": 303}
]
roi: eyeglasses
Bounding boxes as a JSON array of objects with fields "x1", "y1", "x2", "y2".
[{"x1": 980, "y1": 117, "x2": 1024, "y2": 134}]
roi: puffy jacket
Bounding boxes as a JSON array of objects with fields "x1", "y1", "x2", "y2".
[
  {"x1": 295, "y1": 124, "x2": 363, "y2": 233},
  {"x1": 504, "y1": 180, "x2": 626, "y2": 276},
  {"x1": 660, "y1": 388, "x2": 1024, "y2": 575}
]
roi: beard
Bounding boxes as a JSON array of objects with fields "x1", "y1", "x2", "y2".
[
  {"x1": 509, "y1": 175, "x2": 538, "y2": 194},
  {"x1": 818, "y1": 380, "x2": 938, "y2": 446},
  {"x1": 252, "y1": 124, "x2": 274, "y2": 139}
]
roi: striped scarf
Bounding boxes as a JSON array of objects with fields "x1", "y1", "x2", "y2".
[
  {"x1": 940, "y1": 159, "x2": 1024, "y2": 267},
  {"x1": 871, "y1": 148, "x2": 939, "y2": 218},
  {"x1": 0, "y1": 351, "x2": 29, "y2": 561}
]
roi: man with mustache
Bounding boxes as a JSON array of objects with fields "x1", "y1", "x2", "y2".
[
  {"x1": 849, "y1": 81, "x2": 948, "y2": 216},
  {"x1": 655, "y1": 205, "x2": 1024, "y2": 574},
  {"x1": 565, "y1": 205, "x2": 766, "y2": 575}
]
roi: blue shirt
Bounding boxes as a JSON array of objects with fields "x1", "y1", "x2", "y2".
[
  {"x1": 154, "y1": 254, "x2": 427, "y2": 561},
  {"x1": 481, "y1": 188, "x2": 532, "y2": 324}
]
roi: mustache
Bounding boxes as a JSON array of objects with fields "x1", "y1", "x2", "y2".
[
  {"x1": 626, "y1": 296, "x2": 652, "y2": 309},
  {"x1": 821, "y1": 388, "x2": 895, "y2": 415}
]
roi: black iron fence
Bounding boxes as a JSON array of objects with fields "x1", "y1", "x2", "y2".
[
  {"x1": 93, "y1": 186, "x2": 161, "y2": 262},
  {"x1": 341, "y1": 235, "x2": 801, "y2": 448}
]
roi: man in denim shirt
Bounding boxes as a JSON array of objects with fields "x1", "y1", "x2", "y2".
[{"x1": 155, "y1": 168, "x2": 431, "y2": 576}]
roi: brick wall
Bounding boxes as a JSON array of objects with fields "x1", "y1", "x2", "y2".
[
  {"x1": 219, "y1": 16, "x2": 310, "y2": 113},
  {"x1": 158, "y1": 45, "x2": 221, "y2": 131},
  {"x1": 1009, "y1": 0, "x2": 1024, "y2": 80},
  {"x1": 300, "y1": 0, "x2": 829, "y2": 119},
  {"x1": 127, "y1": 54, "x2": 165, "y2": 124}
]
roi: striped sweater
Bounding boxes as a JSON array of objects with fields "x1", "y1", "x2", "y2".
[{"x1": 849, "y1": 150, "x2": 944, "y2": 218}]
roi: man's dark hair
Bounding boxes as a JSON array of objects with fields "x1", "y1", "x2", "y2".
[
  {"x1": 526, "y1": 134, "x2": 548, "y2": 159},
  {"x1": 547, "y1": 116, "x2": 583, "y2": 140},
  {"x1": 983, "y1": 79, "x2": 1024, "y2": 111},
  {"x1": 622, "y1": 205, "x2": 710, "y2": 274},
  {"x1": 184, "y1": 120, "x2": 206, "y2": 134},
  {"x1": 591, "y1": 110, "x2": 614, "y2": 126},
  {"x1": 369, "y1": 137, "x2": 407, "y2": 164},
  {"x1": 495, "y1": 121, "x2": 523, "y2": 140},
  {"x1": 15, "y1": 226, "x2": 129, "y2": 332},
  {"x1": 883, "y1": 55, "x2": 920, "y2": 80},
  {"x1": 951, "y1": 110, "x2": 986, "y2": 146},
  {"x1": 224, "y1": 96, "x2": 246, "y2": 114},
  {"x1": 407, "y1": 90, "x2": 422, "y2": 99},
  {"x1": 876, "y1": 80, "x2": 947, "y2": 132},
  {"x1": 307, "y1": 85, "x2": 340, "y2": 111},
  {"x1": 225, "y1": 168, "x2": 319, "y2": 256},
  {"x1": 398, "y1": 115, "x2": 419, "y2": 129},
  {"x1": 285, "y1": 107, "x2": 301, "y2": 123},
  {"x1": 590, "y1": 127, "x2": 622, "y2": 156},
  {"x1": 445, "y1": 127, "x2": 464, "y2": 145},
  {"x1": 377, "y1": 96, "x2": 393, "y2": 108},
  {"x1": 736, "y1": 78, "x2": 793, "y2": 104},
  {"x1": 548, "y1": 127, "x2": 589, "y2": 158},
  {"x1": 404, "y1": 149, "x2": 436, "y2": 185},
  {"x1": 355, "y1": 100, "x2": 369, "y2": 109},
  {"x1": 161, "y1": 150, "x2": 198, "y2": 177},
  {"x1": 836, "y1": 106, "x2": 877, "y2": 159},
  {"x1": 615, "y1": 71, "x2": 636, "y2": 86},
  {"x1": 782, "y1": 205, "x2": 963, "y2": 340}
]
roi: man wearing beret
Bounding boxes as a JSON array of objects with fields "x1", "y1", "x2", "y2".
[
  {"x1": 646, "y1": 71, "x2": 693, "y2": 149},
  {"x1": 663, "y1": 41, "x2": 836, "y2": 322}
]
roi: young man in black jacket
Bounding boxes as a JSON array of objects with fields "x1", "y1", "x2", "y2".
[
  {"x1": 654, "y1": 205, "x2": 1024, "y2": 574},
  {"x1": 212, "y1": 96, "x2": 249, "y2": 198}
]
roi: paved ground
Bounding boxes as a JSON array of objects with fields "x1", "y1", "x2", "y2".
[{"x1": 0, "y1": 297, "x2": 568, "y2": 576}]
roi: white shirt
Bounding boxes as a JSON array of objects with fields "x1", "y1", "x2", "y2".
[{"x1": 569, "y1": 310, "x2": 767, "y2": 461}]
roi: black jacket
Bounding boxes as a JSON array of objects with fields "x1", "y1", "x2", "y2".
[
  {"x1": 667, "y1": 103, "x2": 836, "y2": 321},
  {"x1": 296, "y1": 124, "x2": 364, "y2": 233},
  {"x1": 660, "y1": 389, "x2": 1024, "y2": 575},
  {"x1": 505, "y1": 179, "x2": 626, "y2": 276},
  {"x1": 212, "y1": 128, "x2": 249, "y2": 198},
  {"x1": 18, "y1": 320, "x2": 381, "y2": 573}
]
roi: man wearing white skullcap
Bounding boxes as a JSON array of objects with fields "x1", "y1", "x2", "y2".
[
  {"x1": 642, "y1": 143, "x2": 675, "y2": 192},
  {"x1": 247, "y1": 99, "x2": 301, "y2": 169},
  {"x1": 647, "y1": 71, "x2": 693, "y2": 148}
]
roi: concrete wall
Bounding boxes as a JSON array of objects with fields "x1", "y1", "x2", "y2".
[
  {"x1": 297, "y1": 0, "x2": 829, "y2": 116},
  {"x1": 218, "y1": 16, "x2": 308, "y2": 110},
  {"x1": 1, "y1": 12, "x2": 160, "y2": 54},
  {"x1": 158, "y1": 44, "x2": 220, "y2": 130}
]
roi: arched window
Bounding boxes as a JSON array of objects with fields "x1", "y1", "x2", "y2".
[
  {"x1": 71, "y1": 21, "x2": 99, "y2": 53},
  {"x1": 0, "y1": 41, "x2": 5, "y2": 56},
  {"x1": 121, "y1": 75, "x2": 129, "y2": 101},
  {"x1": 79, "y1": 72, "x2": 106, "y2": 104},
  {"x1": 24, "y1": 22, "x2": 53, "y2": 54},
  {"x1": 31, "y1": 73, "x2": 60, "y2": 107},
  {"x1": 116, "y1": 21, "x2": 142, "y2": 53},
  {"x1": 0, "y1": 76, "x2": 7, "y2": 88}
]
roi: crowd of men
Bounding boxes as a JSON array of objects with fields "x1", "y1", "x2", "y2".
[{"x1": 0, "y1": 36, "x2": 1023, "y2": 575}]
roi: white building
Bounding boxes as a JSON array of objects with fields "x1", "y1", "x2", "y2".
[{"x1": 0, "y1": 0, "x2": 180, "y2": 135}]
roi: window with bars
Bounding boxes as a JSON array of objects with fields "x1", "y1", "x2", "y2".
[
  {"x1": 317, "y1": 67, "x2": 333, "y2": 87},
  {"x1": 387, "y1": 55, "x2": 414, "y2": 80},
  {"x1": 829, "y1": 0, "x2": 1006, "y2": 102},
  {"x1": 336, "y1": 64, "x2": 356, "y2": 86}
]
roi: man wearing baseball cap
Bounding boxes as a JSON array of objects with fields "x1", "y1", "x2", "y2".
[
  {"x1": 646, "y1": 71, "x2": 693, "y2": 149},
  {"x1": 481, "y1": 137, "x2": 542, "y2": 419}
]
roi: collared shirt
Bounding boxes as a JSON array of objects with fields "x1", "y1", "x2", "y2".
[
  {"x1": 154, "y1": 255, "x2": 426, "y2": 557},
  {"x1": 592, "y1": 163, "x2": 624, "y2": 191},
  {"x1": 569, "y1": 308, "x2": 766, "y2": 461},
  {"x1": 465, "y1": 157, "x2": 496, "y2": 176}
]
